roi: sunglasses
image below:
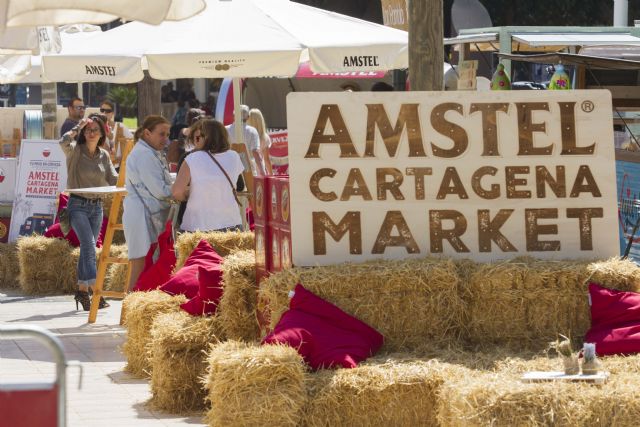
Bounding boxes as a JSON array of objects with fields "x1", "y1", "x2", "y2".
[
  {"x1": 73, "y1": 105, "x2": 86, "y2": 111},
  {"x1": 99, "y1": 108, "x2": 113, "y2": 113}
]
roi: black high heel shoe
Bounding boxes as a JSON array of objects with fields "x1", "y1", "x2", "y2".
[
  {"x1": 98, "y1": 297, "x2": 110, "y2": 309},
  {"x1": 74, "y1": 290, "x2": 91, "y2": 311}
]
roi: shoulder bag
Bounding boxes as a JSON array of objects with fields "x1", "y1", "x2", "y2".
[{"x1": 206, "y1": 151, "x2": 242, "y2": 207}]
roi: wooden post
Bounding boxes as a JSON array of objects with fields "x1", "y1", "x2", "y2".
[
  {"x1": 42, "y1": 83, "x2": 57, "y2": 139},
  {"x1": 137, "y1": 71, "x2": 161, "y2": 124},
  {"x1": 408, "y1": 0, "x2": 444, "y2": 91}
]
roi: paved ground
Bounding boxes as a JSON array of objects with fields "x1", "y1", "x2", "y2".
[{"x1": 0, "y1": 288, "x2": 206, "y2": 427}]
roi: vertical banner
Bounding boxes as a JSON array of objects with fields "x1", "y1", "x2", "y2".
[
  {"x1": 0, "y1": 158, "x2": 17, "y2": 202},
  {"x1": 287, "y1": 90, "x2": 619, "y2": 266},
  {"x1": 268, "y1": 130, "x2": 289, "y2": 175},
  {"x1": 9, "y1": 140, "x2": 67, "y2": 242},
  {"x1": 616, "y1": 152, "x2": 640, "y2": 263}
]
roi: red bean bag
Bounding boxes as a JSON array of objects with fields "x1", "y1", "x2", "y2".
[
  {"x1": 159, "y1": 239, "x2": 223, "y2": 300},
  {"x1": 585, "y1": 282, "x2": 640, "y2": 356},
  {"x1": 133, "y1": 221, "x2": 176, "y2": 292},
  {"x1": 45, "y1": 215, "x2": 108, "y2": 248},
  {"x1": 262, "y1": 284, "x2": 384, "y2": 370},
  {"x1": 181, "y1": 264, "x2": 224, "y2": 316}
]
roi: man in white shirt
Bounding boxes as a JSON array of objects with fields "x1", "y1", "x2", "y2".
[{"x1": 226, "y1": 104, "x2": 266, "y2": 175}]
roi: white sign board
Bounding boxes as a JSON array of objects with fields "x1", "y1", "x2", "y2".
[
  {"x1": 9, "y1": 140, "x2": 67, "y2": 242},
  {"x1": 0, "y1": 158, "x2": 17, "y2": 203},
  {"x1": 287, "y1": 90, "x2": 618, "y2": 266}
]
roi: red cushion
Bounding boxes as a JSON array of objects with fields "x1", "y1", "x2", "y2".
[
  {"x1": 246, "y1": 207, "x2": 255, "y2": 231},
  {"x1": 55, "y1": 193, "x2": 69, "y2": 219},
  {"x1": 585, "y1": 283, "x2": 640, "y2": 356},
  {"x1": 133, "y1": 221, "x2": 176, "y2": 292},
  {"x1": 262, "y1": 284, "x2": 384, "y2": 370},
  {"x1": 159, "y1": 239, "x2": 223, "y2": 300},
  {"x1": 181, "y1": 264, "x2": 224, "y2": 316},
  {"x1": 44, "y1": 217, "x2": 107, "y2": 248}
]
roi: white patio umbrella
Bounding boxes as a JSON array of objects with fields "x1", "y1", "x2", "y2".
[
  {"x1": 0, "y1": 24, "x2": 100, "y2": 83},
  {"x1": 42, "y1": 0, "x2": 407, "y2": 149},
  {"x1": 42, "y1": 0, "x2": 408, "y2": 83},
  {"x1": 0, "y1": 0, "x2": 58, "y2": 54},
  {"x1": 2, "y1": 0, "x2": 206, "y2": 27}
]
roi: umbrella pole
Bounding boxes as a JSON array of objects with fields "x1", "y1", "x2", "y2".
[{"x1": 232, "y1": 77, "x2": 243, "y2": 148}]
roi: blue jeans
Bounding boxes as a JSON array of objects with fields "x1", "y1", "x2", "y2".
[{"x1": 68, "y1": 196, "x2": 103, "y2": 286}]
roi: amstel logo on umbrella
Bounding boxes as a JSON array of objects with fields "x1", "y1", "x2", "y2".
[{"x1": 42, "y1": 149, "x2": 51, "y2": 158}]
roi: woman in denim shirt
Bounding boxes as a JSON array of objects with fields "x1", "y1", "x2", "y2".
[
  {"x1": 123, "y1": 115, "x2": 173, "y2": 290},
  {"x1": 59, "y1": 114, "x2": 118, "y2": 311}
]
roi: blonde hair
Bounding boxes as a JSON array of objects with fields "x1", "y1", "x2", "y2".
[{"x1": 247, "y1": 108, "x2": 269, "y2": 144}]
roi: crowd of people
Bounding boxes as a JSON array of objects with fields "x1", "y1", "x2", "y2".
[{"x1": 59, "y1": 96, "x2": 266, "y2": 309}]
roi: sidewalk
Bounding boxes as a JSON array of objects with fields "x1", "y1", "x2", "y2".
[{"x1": 0, "y1": 288, "x2": 206, "y2": 427}]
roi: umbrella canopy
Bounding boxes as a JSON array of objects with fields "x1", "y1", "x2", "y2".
[
  {"x1": 0, "y1": 24, "x2": 100, "y2": 83},
  {"x1": 3, "y1": 0, "x2": 206, "y2": 27},
  {"x1": 42, "y1": 0, "x2": 407, "y2": 83},
  {"x1": 0, "y1": 0, "x2": 59, "y2": 54}
]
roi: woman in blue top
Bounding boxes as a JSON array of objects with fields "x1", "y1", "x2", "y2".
[{"x1": 122, "y1": 115, "x2": 173, "y2": 290}]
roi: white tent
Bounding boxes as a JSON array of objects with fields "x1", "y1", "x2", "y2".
[
  {"x1": 2, "y1": 0, "x2": 205, "y2": 27},
  {"x1": 42, "y1": 0, "x2": 408, "y2": 83}
]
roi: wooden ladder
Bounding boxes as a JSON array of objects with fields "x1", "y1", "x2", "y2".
[{"x1": 88, "y1": 139, "x2": 134, "y2": 324}]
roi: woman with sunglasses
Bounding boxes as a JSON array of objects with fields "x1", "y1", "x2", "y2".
[
  {"x1": 60, "y1": 113, "x2": 118, "y2": 311},
  {"x1": 172, "y1": 119, "x2": 245, "y2": 233},
  {"x1": 99, "y1": 99, "x2": 132, "y2": 161}
]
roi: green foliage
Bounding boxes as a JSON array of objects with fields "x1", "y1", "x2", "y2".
[{"x1": 107, "y1": 85, "x2": 137, "y2": 118}]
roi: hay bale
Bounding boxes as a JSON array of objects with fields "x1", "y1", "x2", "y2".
[
  {"x1": 149, "y1": 311, "x2": 223, "y2": 414},
  {"x1": 203, "y1": 341, "x2": 307, "y2": 427},
  {"x1": 0, "y1": 242, "x2": 20, "y2": 288},
  {"x1": 104, "y1": 244, "x2": 128, "y2": 293},
  {"x1": 438, "y1": 354, "x2": 640, "y2": 427},
  {"x1": 122, "y1": 290, "x2": 186, "y2": 377},
  {"x1": 303, "y1": 355, "x2": 465, "y2": 427},
  {"x1": 466, "y1": 257, "x2": 640, "y2": 350},
  {"x1": 217, "y1": 250, "x2": 259, "y2": 342},
  {"x1": 17, "y1": 236, "x2": 78, "y2": 294},
  {"x1": 174, "y1": 230, "x2": 254, "y2": 270},
  {"x1": 259, "y1": 257, "x2": 465, "y2": 352},
  {"x1": 18, "y1": 236, "x2": 130, "y2": 295}
]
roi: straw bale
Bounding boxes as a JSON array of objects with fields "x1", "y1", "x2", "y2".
[
  {"x1": 217, "y1": 250, "x2": 259, "y2": 342},
  {"x1": 149, "y1": 311, "x2": 223, "y2": 414},
  {"x1": 203, "y1": 341, "x2": 307, "y2": 427},
  {"x1": 104, "y1": 244, "x2": 128, "y2": 293},
  {"x1": 303, "y1": 354, "x2": 466, "y2": 427},
  {"x1": 18, "y1": 236, "x2": 130, "y2": 295},
  {"x1": 465, "y1": 257, "x2": 640, "y2": 350},
  {"x1": 17, "y1": 236, "x2": 79, "y2": 294},
  {"x1": 0, "y1": 242, "x2": 20, "y2": 288},
  {"x1": 259, "y1": 257, "x2": 465, "y2": 352},
  {"x1": 122, "y1": 290, "x2": 186, "y2": 377},
  {"x1": 438, "y1": 353, "x2": 640, "y2": 427},
  {"x1": 174, "y1": 230, "x2": 254, "y2": 270}
]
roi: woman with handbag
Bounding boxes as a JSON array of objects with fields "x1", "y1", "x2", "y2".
[
  {"x1": 123, "y1": 115, "x2": 174, "y2": 291},
  {"x1": 59, "y1": 114, "x2": 118, "y2": 311},
  {"x1": 172, "y1": 119, "x2": 245, "y2": 232}
]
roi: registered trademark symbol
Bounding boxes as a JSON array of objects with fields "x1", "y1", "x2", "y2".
[{"x1": 581, "y1": 100, "x2": 595, "y2": 113}]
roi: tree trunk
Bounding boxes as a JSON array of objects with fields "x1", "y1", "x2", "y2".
[
  {"x1": 137, "y1": 71, "x2": 161, "y2": 124},
  {"x1": 408, "y1": 0, "x2": 443, "y2": 91}
]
